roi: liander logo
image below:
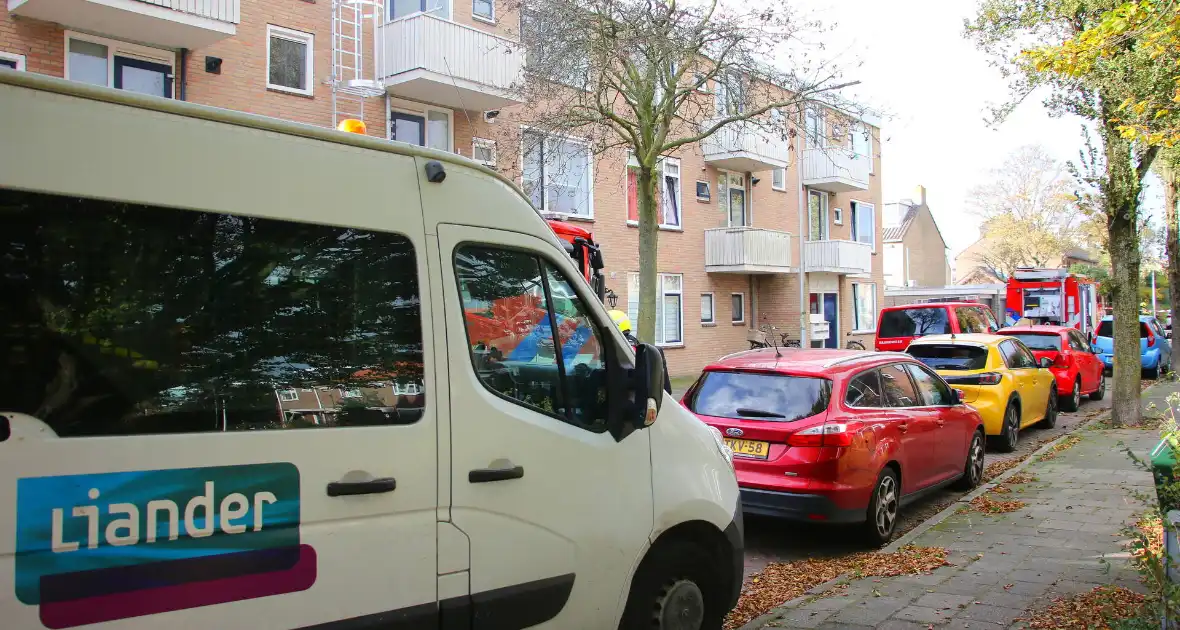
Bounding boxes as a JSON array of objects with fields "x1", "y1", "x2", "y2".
[{"x1": 16, "y1": 463, "x2": 316, "y2": 628}]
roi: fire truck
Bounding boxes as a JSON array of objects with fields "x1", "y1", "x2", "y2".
[
  {"x1": 544, "y1": 213, "x2": 607, "y2": 303},
  {"x1": 1004, "y1": 268, "x2": 1101, "y2": 335}
]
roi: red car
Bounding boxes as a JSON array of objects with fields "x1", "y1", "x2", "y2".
[
  {"x1": 875, "y1": 302, "x2": 1000, "y2": 352},
  {"x1": 681, "y1": 348, "x2": 985, "y2": 546},
  {"x1": 997, "y1": 325, "x2": 1106, "y2": 411}
]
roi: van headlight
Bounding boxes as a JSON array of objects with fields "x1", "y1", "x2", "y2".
[{"x1": 706, "y1": 425, "x2": 734, "y2": 467}]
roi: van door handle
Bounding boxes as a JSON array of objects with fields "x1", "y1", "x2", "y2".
[
  {"x1": 469, "y1": 465, "x2": 524, "y2": 483},
  {"x1": 326, "y1": 477, "x2": 397, "y2": 497}
]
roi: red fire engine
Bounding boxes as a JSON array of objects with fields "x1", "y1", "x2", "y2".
[{"x1": 1004, "y1": 268, "x2": 1102, "y2": 335}]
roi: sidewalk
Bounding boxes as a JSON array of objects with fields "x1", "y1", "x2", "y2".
[{"x1": 746, "y1": 381, "x2": 1180, "y2": 630}]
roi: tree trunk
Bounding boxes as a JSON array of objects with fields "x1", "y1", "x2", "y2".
[
  {"x1": 1164, "y1": 161, "x2": 1180, "y2": 373},
  {"x1": 1103, "y1": 120, "x2": 1144, "y2": 427},
  {"x1": 636, "y1": 165, "x2": 660, "y2": 345}
]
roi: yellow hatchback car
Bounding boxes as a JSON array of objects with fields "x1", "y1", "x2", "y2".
[{"x1": 904, "y1": 334, "x2": 1057, "y2": 452}]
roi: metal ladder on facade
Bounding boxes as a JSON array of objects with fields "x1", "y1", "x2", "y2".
[{"x1": 330, "y1": 0, "x2": 386, "y2": 130}]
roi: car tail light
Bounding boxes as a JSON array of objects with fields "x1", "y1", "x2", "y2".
[
  {"x1": 1147, "y1": 328, "x2": 1156, "y2": 348},
  {"x1": 788, "y1": 422, "x2": 863, "y2": 448},
  {"x1": 978, "y1": 372, "x2": 1003, "y2": 385},
  {"x1": 1054, "y1": 353, "x2": 1069, "y2": 368}
]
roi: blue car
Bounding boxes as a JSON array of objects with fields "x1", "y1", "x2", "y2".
[{"x1": 1093, "y1": 315, "x2": 1173, "y2": 378}]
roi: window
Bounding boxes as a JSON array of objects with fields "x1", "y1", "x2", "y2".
[
  {"x1": 523, "y1": 130, "x2": 592, "y2": 218},
  {"x1": 695, "y1": 181, "x2": 710, "y2": 201},
  {"x1": 1012, "y1": 341, "x2": 1038, "y2": 368},
  {"x1": 807, "y1": 190, "x2": 828, "y2": 240},
  {"x1": 907, "y1": 344, "x2": 990, "y2": 371},
  {"x1": 1, "y1": 189, "x2": 426, "y2": 435},
  {"x1": 845, "y1": 370, "x2": 884, "y2": 407},
  {"x1": 454, "y1": 246, "x2": 608, "y2": 431},
  {"x1": 391, "y1": 0, "x2": 451, "y2": 20},
  {"x1": 687, "y1": 372, "x2": 831, "y2": 422},
  {"x1": 852, "y1": 283, "x2": 877, "y2": 331},
  {"x1": 804, "y1": 108, "x2": 825, "y2": 147},
  {"x1": 278, "y1": 389, "x2": 300, "y2": 402},
  {"x1": 833, "y1": 207, "x2": 843, "y2": 225},
  {"x1": 626, "y1": 273, "x2": 683, "y2": 345},
  {"x1": 851, "y1": 201, "x2": 875, "y2": 249},
  {"x1": 1000, "y1": 340, "x2": 1035, "y2": 369},
  {"x1": 731, "y1": 293, "x2": 745, "y2": 323},
  {"x1": 878, "y1": 307, "x2": 951, "y2": 338},
  {"x1": 472, "y1": 138, "x2": 497, "y2": 166},
  {"x1": 67, "y1": 33, "x2": 174, "y2": 98},
  {"x1": 880, "y1": 363, "x2": 920, "y2": 407},
  {"x1": 701, "y1": 293, "x2": 715, "y2": 324},
  {"x1": 850, "y1": 124, "x2": 873, "y2": 173},
  {"x1": 771, "y1": 168, "x2": 786, "y2": 191},
  {"x1": 905, "y1": 364, "x2": 953, "y2": 406},
  {"x1": 955, "y1": 307, "x2": 990, "y2": 333},
  {"x1": 473, "y1": 0, "x2": 494, "y2": 21},
  {"x1": 718, "y1": 172, "x2": 747, "y2": 227},
  {"x1": 0, "y1": 51, "x2": 25, "y2": 70},
  {"x1": 393, "y1": 382, "x2": 424, "y2": 395},
  {"x1": 1003, "y1": 333, "x2": 1062, "y2": 351},
  {"x1": 626, "y1": 157, "x2": 680, "y2": 228},
  {"x1": 714, "y1": 73, "x2": 744, "y2": 115},
  {"x1": 267, "y1": 26, "x2": 313, "y2": 96},
  {"x1": 1068, "y1": 330, "x2": 1090, "y2": 352},
  {"x1": 391, "y1": 107, "x2": 451, "y2": 151}
]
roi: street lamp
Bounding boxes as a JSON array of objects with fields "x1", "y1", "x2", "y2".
[{"x1": 605, "y1": 288, "x2": 618, "y2": 308}]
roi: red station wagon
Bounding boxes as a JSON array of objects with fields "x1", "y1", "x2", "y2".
[
  {"x1": 875, "y1": 302, "x2": 1001, "y2": 352},
  {"x1": 682, "y1": 349, "x2": 985, "y2": 545},
  {"x1": 997, "y1": 325, "x2": 1106, "y2": 411}
]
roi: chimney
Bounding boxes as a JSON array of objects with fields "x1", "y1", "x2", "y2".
[{"x1": 915, "y1": 185, "x2": 927, "y2": 207}]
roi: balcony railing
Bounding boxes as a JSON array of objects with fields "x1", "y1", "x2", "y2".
[
  {"x1": 9, "y1": 0, "x2": 239, "y2": 49},
  {"x1": 803, "y1": 239, "x2": 873, "y2": 275},
  {"x1": 801, "y1": 147, "x2": 870, "y2": 193},
  {"x1": 705, "y1": 227, "x2": 793, "y2": 274},
  {"x1": 699, "y1": 120, "x2": 791, "y2": 173},
  {"x1": 380, "y1": 14, "x2": 524, "y2": 111}
]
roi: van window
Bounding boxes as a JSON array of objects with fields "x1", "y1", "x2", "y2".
[
  {"x1": 0, "y1": 189, "x2": 426, "y2": 436},
  {"x1": 454, "y1": 246, "x2": 608, "y2": 432},
  {"x1": 906, "y1": 344, "x2": 989, "y2": 371},
  {"x1": 688, "y1": 371, "x2": 830, "y2": 421},
  {"x1": 955, "y1": 307, "x2": 990, "y2": 333},
  {"x1": 879, "y1": 307, "x2": 951, "y2": 338}
]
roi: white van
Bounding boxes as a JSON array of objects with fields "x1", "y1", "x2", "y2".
[{"x1": 0, "y1": 71, "x2": 742, "y2": 630}]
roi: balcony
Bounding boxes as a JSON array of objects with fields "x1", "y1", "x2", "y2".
[
  {"x1": 704, "y1": 227, "x2": 793, "y2": 274},
  {"x1": 380, "y1": 14, "x2": 524, "y2": 112},
  {"x1": 801, "y1": 147, "x2": 870, "y2": 193},
  {"x1": 9, "y1": 0, "x2": 238, "y2": 49},
  {"x1": 699, "y1": 120, "x2": 791, "y2": 172},
  {"x1": 804, "y1": 239, "x2": 873, "y2": 275}
]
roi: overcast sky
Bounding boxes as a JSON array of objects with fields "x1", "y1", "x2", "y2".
[{"x1": 792, "y1": 0, "x2": 1165, "y2": 256}]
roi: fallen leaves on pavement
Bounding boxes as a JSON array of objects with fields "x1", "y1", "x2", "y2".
[
  {"x1": 723, "y1": 545, "x2": 949, "y2": 629},
  {"x1": 962, "y1": 493, "x2": 1026, "y2": 514},
  {"x1": 1038, "y1": 435, "x2": 1083, "y2": 462},
  {"x1": 983, "y1": 458, "x2": 1022, "y2": 482},
  {"x1": 1020, "y1": 585, "x2": 1146, "y2": 629},
  {"x1": 1006, "y1": 472, "x2": 1039, "y2": 484}
]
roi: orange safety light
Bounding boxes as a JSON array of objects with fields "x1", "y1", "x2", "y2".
[{"x1": 336, "y1": 118, "x2": 367, "y2": 135}]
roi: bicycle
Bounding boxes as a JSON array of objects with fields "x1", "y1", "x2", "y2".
[{"x1": 845, "y1": 339, "x2": 866, "y2": 350}]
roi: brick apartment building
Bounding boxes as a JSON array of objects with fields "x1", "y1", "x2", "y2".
[{"x1": 1, "y1": 0, "x2": 884, "y2": 377}]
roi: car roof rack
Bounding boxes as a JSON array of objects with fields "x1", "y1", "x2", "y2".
[{"x1": 821, "y1": 352, "x2": 911, "y2": 369}]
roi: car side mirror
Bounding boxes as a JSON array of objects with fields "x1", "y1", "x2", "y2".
[
  {"x1": 1090, "y1": 344, "x2": 1100, "y2": 354},
  {"x1": 1039, "y1": 356, "x2": 1053, "y2": 369},
  {"x1": 950, "y1": 388, "x2": 963, "y2": 405}
]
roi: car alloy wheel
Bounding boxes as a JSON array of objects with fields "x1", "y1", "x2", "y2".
[
  {"x1": 1069, "y1": 380, "x2": 1080, "y2": 411},
  {"x1": 1090, "y1": 374, "x2": 1106, "y2": 401},
  {"x1": 968, "y1": 434, "x2": 984, "y2": 484},
  {"x1": 653, "y1": 579, "x2": 704, "y2": 630},
  {"x1": 995, "y1": 403, "x2": 1019, "y2": 453},
  {"x1": 874, "y1": 474, "x2": 898, "y2": 540}
]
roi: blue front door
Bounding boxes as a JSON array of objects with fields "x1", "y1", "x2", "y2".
[{"x1": 823, "y1": 293, "x2": 839, "y2": 349}]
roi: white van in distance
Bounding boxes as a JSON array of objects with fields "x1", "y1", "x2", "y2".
[{"x1": 0, "y1": 70, "x2": 742, "y2": 630}]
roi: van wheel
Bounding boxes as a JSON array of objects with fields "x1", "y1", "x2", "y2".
[
  {"x1": 619, "y1": 539, "x2": 725, "y2": 630},
  {"x1": 1038, "y1": 390, "x2": 1058, "y2": 429},
  {"x1": 863, "y1": 468, "x2": 900, "y2": 547},
  {"x1": 1061, "y1": 379, "x2": 1081, "y2": 412},
  {"x1": 989, "y1": 402, "x2": 1019, "y2": 453},
  {"x1": 1089, "y1": 375, "x2": 1106, "y2": 401},
  {"x1": 953, "y1": 431, "x2": 985, "y2": 491}
]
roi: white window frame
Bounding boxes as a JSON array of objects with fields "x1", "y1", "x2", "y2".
[
  {"x1": 661, "y1": 274, "x2": 684, "y2": 345},
  {"x1": 851, "y1": 200, "x2": 876, "y2": 252},
  {"x1": 834, "y1": 207, "x2": 844, "y2": 225},
  {"x1": 472, "y1": 0, "x2": 495, "y2": 23},
  {"x1": 701, "y1": 292, "x2": 715, "y2": 324},
  {"x1": 278, "y1": 388, "x2": 299, "y2": 402},
  {"x1": 850, "y1": 124, "x2": 874, "y2": 174},
  {"x1": 472, "y1": 137, "x2": 497, "y2": 166},
  {"x1": 659, "y1": 157, "x2": 682, "y2": 229},
  {"x1": 391, "y1": 99, "x2": 454, "y2": 151},
  {"x1": 852, "y1": 283, "x2": 878, "y2": 333},
  {"x1": 731, "y1": 292, "x2": 745, "y2": 324},
  {"x1": 626, "y1": 272, "x2": 685, "y2": 346},
  {"x1": 807, "y1": 189, "x2": 829, "y2": 241},
  {"x1": 719, "y1": 171, "x2": 748, "y2": 227},
  {"x1": 0, "y1": 51, "x2": 26, "y2": 71},
  {"x1": 390, "y1": 0, "x2": 454, "y2": 22},
  {"x1": 805, "y1": 107, "x2": 826, "y2": 148},
  {"x1": 64, "y1": 31, "x2": 175, "y2": 95},
  {"x1": 771, "y1": 167, "x2": 786, "y2": 192},
  {"x1": 266, "y1": 25, "x2": 314, "y2": 96},
  {"x1": 521, "y1": 127, "x2": 594, "y2": 219}
]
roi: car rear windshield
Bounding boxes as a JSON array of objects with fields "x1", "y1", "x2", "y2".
[
  {"x1": 905, "y1": 344, "x2": 989, "y2": 371},
  {"x1": 688, "y1": 371, "x2": 831, "y2": 422},
  {"x1": 1001, "y1": 333, "x2": 1062, "y2": 351},
  {"x1": 879, "y1": 307, "x2": 952, "y2": 338},
  {"x1": 1095, "y1": 321, "x2": 1150, "y2": 338}
]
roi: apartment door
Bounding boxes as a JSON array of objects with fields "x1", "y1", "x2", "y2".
[
  {"x1": 113, "y1": 57, "x2": 173, "y2": 98},
  {"x1": 390, "y1": 112, "x2": 426, "y2": 146},
  {"x1": 721, "y1": 172, "x2": 747, "y2": 226},
  {"x1": 808, "y1": 190, "x2": 828, "y2": 240},
  {"x1": 809, "y1": 292, "x2": 839, "y2": 349}
]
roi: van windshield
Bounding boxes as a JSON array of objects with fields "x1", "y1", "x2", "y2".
[
  {"x1": 1095, "y1": 321, "x2": 1150, "y2": 338},
  {"x1": 688, "y1": 371, "x2": 831, "y2": 422},
  {"x1": 879, "y1": 308, "x2": 952, "y2": 338},
  {"x1": 906, "y1": 344, "x2": 989, "y2": 371},
  {"x1": 1001, "y1": 333, "x2": 1061, "y2": 351}
]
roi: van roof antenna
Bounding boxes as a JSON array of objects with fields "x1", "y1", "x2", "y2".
[{"x1": 442, "y1": 57, "x2": 474, "y2": 132}]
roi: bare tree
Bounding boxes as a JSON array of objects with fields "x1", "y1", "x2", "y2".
[{"x1": 495, "y1": 0, "x2": 866, "y2": 343}]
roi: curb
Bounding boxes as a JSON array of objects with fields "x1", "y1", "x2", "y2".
[{"x1": 735, "y1": 410, "x2": 1110, "y2": 630}]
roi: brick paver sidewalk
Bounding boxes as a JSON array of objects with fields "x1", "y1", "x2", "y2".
[{"x1": 745, "y1": 388, "x2": 1178, "y2": 630}]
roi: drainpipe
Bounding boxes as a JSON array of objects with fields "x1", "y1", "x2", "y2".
[
  {"x1": 177, "y1": 48, "x2": 187, "y2": 101},
  {"x1": 796, "y1": 110, "x2": 809, "y2": 346}
]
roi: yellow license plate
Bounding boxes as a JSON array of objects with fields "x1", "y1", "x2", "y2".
[{"x1": 724, "y1": 438, "x2": 770, "y2": 459}]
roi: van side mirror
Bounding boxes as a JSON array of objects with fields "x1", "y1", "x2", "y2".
[{"x1": 632, "y1": 343, "x2": 666, "y2": 427}]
